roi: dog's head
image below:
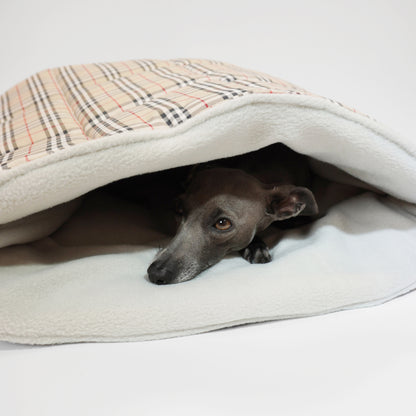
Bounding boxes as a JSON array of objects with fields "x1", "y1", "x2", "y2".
[{"x1": 147, "y1": 167, "x2": 317, "y2": 285}]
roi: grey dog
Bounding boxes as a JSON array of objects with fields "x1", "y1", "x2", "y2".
[
  {"x1": 146, "y1": 144, "x2": 322, "y2": 285},
  {"x1": 107, "y1": 143, "x2": 367, "y2": 284}
]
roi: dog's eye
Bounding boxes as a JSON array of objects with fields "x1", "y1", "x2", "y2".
[{"x1": 214, "y1": 218, "x2": 232, "y2": 231}]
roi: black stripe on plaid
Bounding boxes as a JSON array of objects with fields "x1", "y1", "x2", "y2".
[
  {"x1": 95, "y1": 63, "x2": 151, "y2": 106},
  {"x1": 221, "y1": 61, "x2": 275, "y2": 83},
  {"x1": 145, "y1": 66, "x2": 217, "y2": 112},
  {"x1": 59, "y1": 66, "x2": 116, "y2": 136},
  {"x1": 144, "y1": 98, "x2": 192, "y2": 127},
  {"x1": 0, "y1": 92, "x2": 16, "y2": 170},
  {"x1": 0, "y1": 92, "x2": 12, "y2": 123},
  {"x1": 0, "y1": 150, "x2": 14, "y2": 169},
  {"x1": 192, "y1": 79, "x2": 248, "y2": 100},
  {"x1": 27, "y1": 76, "x2": 55, "y2": 153},
  {"x1": 97, "y1": 61, "x2": 191, "y2": 128},
  {"x1": 135, "y1": 59, "x2": 157, "y2": 72},
  {"x1": 175, "y1": 59, "x2": 275, "y2": 87},
  {"x1": 28, "y1": 74, "x2": 74, "y2": 153},
  {"x1": 150, "y1": 66, "x2": 195, "y2": 88},
  {"x1": 69, "y1": 65, "x2": 136, "y2": 133},
  {"x1": 171, "y1": 60, "x2": 250, "y2": 99},
  {"x1": 176, "y1": 61, "x2": 257, "y2": 97},
  {"x1": 35, "y1": 73, "x2": 74, "y2": 149},
  {"x1": 199, "y1": 62, "x2": 279, "y2": 91},
  {"x1": 96, "y1": 62, "x2": 121, "y2": 81},
  {"x1": 142, "y1": 63, "x2": 247, "y2": 102},
  {"x1": 59, "y1": 66, "x2": 133, "y2": 137},
  {"x1": 186, "y1": 61, "x2": 238, "y2": 82},
  {"x1": 105, "y1": 61, "x2": 194, "y2": 127}
]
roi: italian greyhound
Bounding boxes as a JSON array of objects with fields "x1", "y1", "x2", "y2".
[{"x1": 146, "y1": 144, "x2": 322, "y2": 285}]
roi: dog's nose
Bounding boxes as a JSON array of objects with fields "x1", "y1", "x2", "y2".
[{"x1": 147, "y1": 261, "x2": 175, "y2": 285}]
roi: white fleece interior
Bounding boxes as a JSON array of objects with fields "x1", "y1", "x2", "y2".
[{"x1": 0, "y1": 94, "x2": 415, "y2": 345}]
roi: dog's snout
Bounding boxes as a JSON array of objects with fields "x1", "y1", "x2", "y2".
[{"x1": 147, "y1": 260, "x2": 176, "y2": 285}]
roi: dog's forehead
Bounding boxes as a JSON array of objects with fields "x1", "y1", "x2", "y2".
[
  {"x1": 189, "y1": 168, "x2": 262, "y2": 194},
  {"x1": 185, "y1": 168, "x2": 265, "y2": 209},
  {"x1": 188, "y1": 195, "x2": 263, "y2": 223}
]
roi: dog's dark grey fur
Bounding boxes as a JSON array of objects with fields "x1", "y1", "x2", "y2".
[
  {"x1": 106, "y1": 143, "x2": 369, "y2": 284},
  {"x1": 105, "y1": 143, "x2": 370, "y2": 285},
  {"x1": 146, "y1": 144, "x2": 321, "y2": 284}
]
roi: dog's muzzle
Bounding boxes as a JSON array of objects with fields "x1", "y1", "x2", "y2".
[{"x1": 147, "y1": 257, "x2": 181, "y2": 285}]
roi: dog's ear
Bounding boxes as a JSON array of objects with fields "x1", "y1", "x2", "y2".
[{"x1": 266, "y1": 185, "x2": 318, "y2": 221}]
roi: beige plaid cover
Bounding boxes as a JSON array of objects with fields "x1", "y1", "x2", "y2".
[{"x1": 0, "y1": 58, "x2": 358, "y2": 171}]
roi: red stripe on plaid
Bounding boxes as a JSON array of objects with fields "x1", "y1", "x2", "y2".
[
  {"x1": 121, "y1": 62, "x2": 135, "y2": 75},
  {"x1": 172, "y1": 90, "x2": 210, "y2": 108},
  {"x1": 125, "y1": 62, "x2": 207, "y2": 113},
  {"x1": 81, "y1": 65, "x2": 154, "y2": 130},
  {"x1": 125, "y1": 61, "x2": 168, "y2": 94},
  {"x1": 15, "y1": 85, "x2": 34, "y2": 162}
]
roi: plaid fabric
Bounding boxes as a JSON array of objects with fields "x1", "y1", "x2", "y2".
[{"x1": 0, "y1": 58, "x2": 355, "y2": 170}]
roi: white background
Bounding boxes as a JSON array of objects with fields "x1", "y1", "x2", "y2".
[{"x1": 1, "y1": 0, "x2": 415, "y2": 415}]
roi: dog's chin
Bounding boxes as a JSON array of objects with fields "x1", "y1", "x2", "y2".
[
  {"x1": 164, "y1": 261, "x2": 215, "y2": 285},
  {"x1": 170, "y1": 266, "x2": 202, "y2": 284},
  {"x1": 167, "y1": 276, "x2": 195, "y2": 285}
]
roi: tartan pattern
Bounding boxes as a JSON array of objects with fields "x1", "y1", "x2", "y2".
[{"x1": 0, "y1": 58, "x2": 350, "y2": 170}]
